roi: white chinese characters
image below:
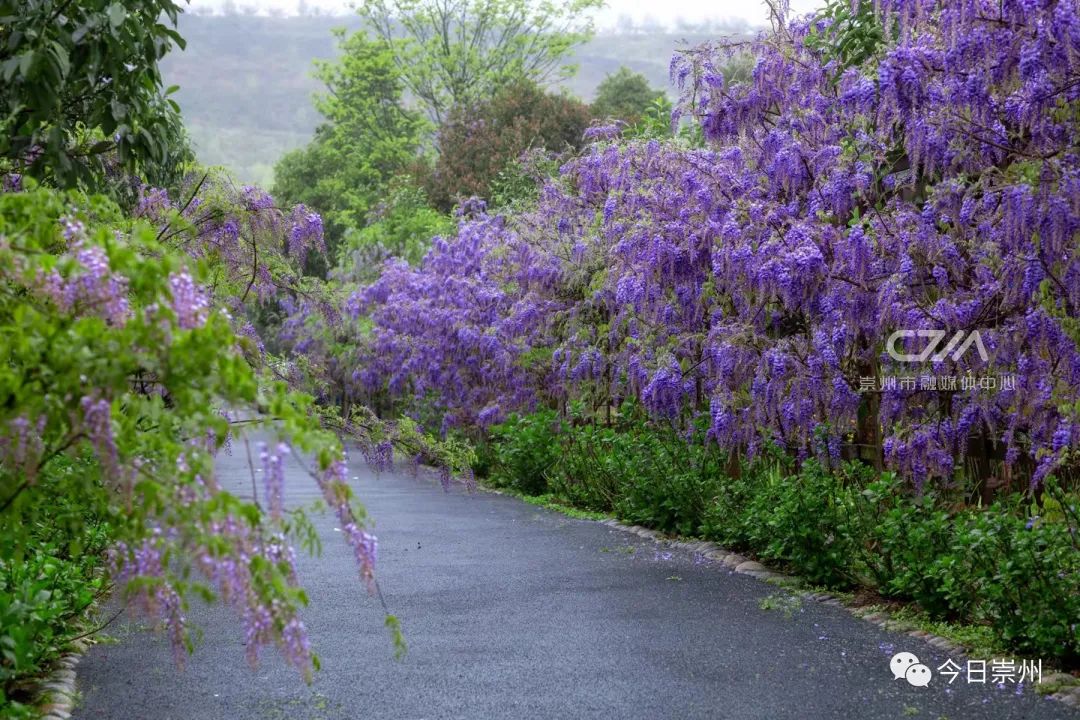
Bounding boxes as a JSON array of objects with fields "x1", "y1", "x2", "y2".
[
  {"x1": 890, "y1": 651, "x2": 1043, "y2": 688},
  {"x1": 936, "y1": 658, "x2": 1042, "y2": 685}
]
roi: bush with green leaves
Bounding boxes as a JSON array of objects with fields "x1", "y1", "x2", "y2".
[
  {"x1": 566, "y1": 422, "x2": 723, "y2": 537},
  {"x1": 489, "y1": 409, "x2": 727, "y2": 536},
  {"x1": 733, "y1": 461, "x2": 869, "y2": 587},
  {"x1": 482, "y1": 410, "x2": 1080, "y2": 664},
  {"x1": 0, "y1": 456, "x2": 108, "y2": 717},
  {"x1": 859, "y1": 476, "x2": 962, "y2": 615},
  {"x1": 954, "y1": 505, "x2": 1080, "y2": 663},
  {"x1": 545, "y1": 421, "x2": 625, "y2": 511},
  {"x1": 486, "y1": 410, "x2": 566, "y2": 495},
  {"x1": 0, "y1": 182, "x2": 404, "y2": 710}
]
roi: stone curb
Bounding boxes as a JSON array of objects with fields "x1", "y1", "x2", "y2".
[
  {"x1": 432, "y1": 479, "x2": 1080, "y2": 708},
  {"x1": 34, "y1": 637, "x2": 91, "y2": 720},
  {"x1": 598, "y1": 518, "x2": 1080, "y2": 710}
]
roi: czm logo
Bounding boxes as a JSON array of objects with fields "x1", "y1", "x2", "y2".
[{"x1": 886, "y1": 329, "x2": 989, "y2": 363}]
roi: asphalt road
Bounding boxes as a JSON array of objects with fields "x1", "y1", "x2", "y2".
[{"x1": 75, "y1": 442, "x2": 1077, "y2": 720}]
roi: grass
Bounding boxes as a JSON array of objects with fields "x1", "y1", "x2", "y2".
[
  {"x1": 519, "y1": 493, "x2": 610, "y2": 520},
  {"x1": 878, "y1": 605, "x2": 1003, "y2": 658},
  {"x1": 598, "y1": 545, "x2": 637, "y2": 554},
  {"x1": 758, "y1": 592, "x2": 803, "y2": 619},
  {"x1": 478, "y1": 480, "x2": 611, "y2": 521}
]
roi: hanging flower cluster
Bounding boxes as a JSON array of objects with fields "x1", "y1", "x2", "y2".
[
  {"x1": 0, "y1": 177, "x2": 386, "y2": 681},
  {"x1": 356, "y1": 0, "x2": 1080, "y2": 489},
  {"x1": 348, "y1": 211, "x2": 561, "y2": 430}
]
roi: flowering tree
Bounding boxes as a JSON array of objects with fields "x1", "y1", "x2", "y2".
[
  {"x1": 354, "y1": 0, "x2": 1080, "y2": 493},
  {"x1": 668, "y1": 0, "x2": 1080, "y2": 487},
  {"x1": 0, "y1": 0, "x2": 478, "y2": 706},
  {"x1": 347, "y1": 203, "x2": 560, "y2": 432},
  {"x1": 0, "y1": 176, "x2": 411, "y2": 687}
]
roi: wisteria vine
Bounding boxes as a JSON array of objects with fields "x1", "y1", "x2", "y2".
[
  {"x1": 0, "y1": 171, "x2": 416, "y2": 679},
  {"x1": 348, "y1": 0, "x2": 1080, "y2": 491}
]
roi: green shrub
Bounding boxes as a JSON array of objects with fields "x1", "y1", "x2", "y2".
[
  {"x1": 487, "y1": 410, "x2": 565, "y2": 495},
  {"x1": 729, "y1": 461, "x2": 867, "y2": 587},
  {"x1": 699, "y1": 466, "x2": 756, "y2": 548},
  {"x1": 610, "y1": 432, "x2": 723, "y2": 537},
  {"x1": 545, "y1": 415, "x2": 727, "y2": 536},
  {"x1": 546, "y1": 422, "x2": 623, "y2": 511},
  {"x1": 484, "y1": 413, "x2": 1080, "y2": 665},
  {"x1": 952, "y1": 507, "x2": 1080, "y2": 663},
  {"x1": 470, "y1": 437, "x2": 497, "y2": 481},
  {"x1": 0, "y1": 458, "x2": 109, "y2": 717},
  {"x1": 863, "y1": 478, "x2": 1080, "y2": 660},
  {"x1": 862, "y1": 477, "x2": 963, "y2": 616}
]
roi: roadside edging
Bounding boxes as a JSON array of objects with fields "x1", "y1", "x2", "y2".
[{"x1": 596, "y1": 517, "x2": 1080, "y2": 710}]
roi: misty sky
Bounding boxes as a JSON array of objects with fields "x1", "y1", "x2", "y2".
[{"x1": 187, "y1": 0, "x2": 822, "y2": 28}]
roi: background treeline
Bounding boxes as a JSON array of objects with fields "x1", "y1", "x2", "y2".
[{"x1": 160, "y1": 12, "x2": 735, "y2": 183}]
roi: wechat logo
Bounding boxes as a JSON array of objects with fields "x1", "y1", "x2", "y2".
[{"x1": 891, "y1": 652, "x2": 932, "y2": 687}]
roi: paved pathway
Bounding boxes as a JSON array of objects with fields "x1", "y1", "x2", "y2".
[{"x1": 75, "y1": 443, "x2": 1077, "y2": 719}]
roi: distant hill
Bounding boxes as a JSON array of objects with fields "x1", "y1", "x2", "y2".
[{"x1": 161, "y1": 13, "x2": 740, "y2": 184}]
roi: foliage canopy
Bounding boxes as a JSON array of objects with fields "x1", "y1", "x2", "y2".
[
  {"x1": 273, "y1": 29, "x2": 426, "y2": 260},
  {"x1": 356, "y1": 0, "x2": 601, "y2": 123},
  {"x1": 0, "y1": 0, "x2": 191, "y2": 189},
  {"x1": 589, "y1": 66, "x2": 666, "y2": 123}
]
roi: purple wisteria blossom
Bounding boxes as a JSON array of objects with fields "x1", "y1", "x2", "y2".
[
  {"x1": 259, "y1": 442, "x2": 289, "y2": 520},
  {"x1": 168, "y1": 270, "x2": 209, "y2": 329},
  {"x1": 81, "y1": 396, "x2": 119, "y2": 479},
  {"x1": 351, "y1": 0, "x2": 1080, "y2": 489}
]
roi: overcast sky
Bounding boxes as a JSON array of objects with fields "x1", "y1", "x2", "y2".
[{"x1": 186, "y1": 0, "x2": 822, "y2": 28}]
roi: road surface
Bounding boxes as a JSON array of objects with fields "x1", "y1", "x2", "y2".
[{"x1": 74, "y1": 442, "x2": 1077, "y2": 719}]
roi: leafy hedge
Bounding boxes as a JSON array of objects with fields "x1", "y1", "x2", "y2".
[
  {"x1": 0, "y1": 456, "x2": 109, "y2": 718},
  {"x1": 478, "y1": 411, "x2": 1080, "y2": 665}
]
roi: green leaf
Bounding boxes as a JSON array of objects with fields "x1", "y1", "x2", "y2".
[
  {"x1": 0, "y1": 56, "x2": 21, "y2": 83},
  {"x1": 18, "y1": 51, "x2": 34, "y2": 77},
  {"x1": 50, "y1": 42, "x2": 70, "y2": 78},
  {"x1": 107, "y1": 3, "x2": 126, "y2": 29}
]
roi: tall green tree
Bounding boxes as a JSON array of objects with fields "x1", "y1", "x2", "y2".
[
  {"x1": 273, "y1": 29, "x2": 426, "y2": 259},
  {"x1": 356, "y1": 0, "x2": 602, "y2": 123},
  {"x1": 337, "y1": 180, "x2": 453, "y2": 280},
  {"x1": 0, "y1": 0, "x2": 191, "y2": 189},
  {"x1": 424, "y1": 78, "x2": 590, "y2": 211},
  {"x1": 589, "y1": 66, "x2": 666, "y2": 124}
]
